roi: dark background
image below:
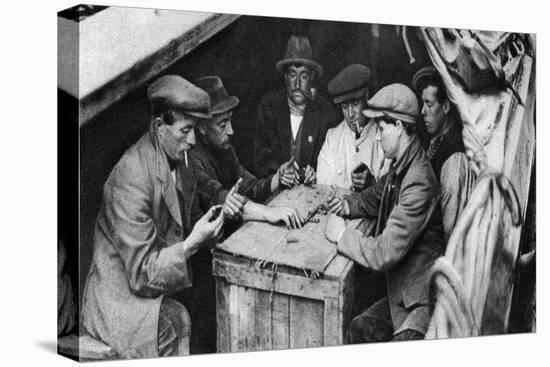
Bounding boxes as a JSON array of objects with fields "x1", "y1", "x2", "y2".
[{"x1": 64, "y1": 14, "x2": 434, "y2": 306}]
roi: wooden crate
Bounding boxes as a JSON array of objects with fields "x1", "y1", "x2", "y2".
[{"x1": 213, "y1": 250, "x2": 360, "y2": 352}]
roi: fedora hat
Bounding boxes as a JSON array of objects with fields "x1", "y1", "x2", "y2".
[
  {"x1": 362, "y1": 83, "x2": 419, "y2": 124},
  {"x1": 193, "y1": 76, "x2": 240, "y2": 115},
  {"x1": 276, "y1": 36, "x2": 323, "y2": 77}
]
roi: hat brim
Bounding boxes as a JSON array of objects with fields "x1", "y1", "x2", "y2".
[
  {"x1": 362, "y1": 109, "x2": 417, "y2": 124},
  {"x1": 332, "y1": 87, "x2": 368, "y2": 105},
  {"x1": 276, "y1": 58, "x2": 323, "y2": 77},
  {"x1": 186, "y1": 110, "x2": 212, "y2": 119},
  {"x1": 211, "y1": 96, "x2": 240, "y2": 115}
]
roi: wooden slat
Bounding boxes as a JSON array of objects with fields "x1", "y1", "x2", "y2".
[
  {"x1": 289, "y1": 297, "x2": 324, "y2": 348},
  {"x1": 78, "y1": 13, "x2": 241, "y2": 125},
  {"x1": 254, "y1": 289, "x2": 273, "y2": 350},
  {"x1": 271, "y1": 293, "x2": 290, "y2": 350},
  {"x1": 215, "y1": 277, "x2": 231, "y2": 353},
  {"x1": 323, "y1": 297, "x2": 340, "y2": 346},
  {"x1": 228, "y1": 284, "x2": 239, "y2": 352},
  {"x1": 213, "y1": 258, "x2": 339, "y2": 300},
  {"x1": 237, "y1": 286, "x2": 256, "y2": 351}
]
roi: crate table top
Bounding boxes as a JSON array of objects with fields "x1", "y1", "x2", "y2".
[{"x1": 216, "y1": 184, "x2": 340, "y2": 274}]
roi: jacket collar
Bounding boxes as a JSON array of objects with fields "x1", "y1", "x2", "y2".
[
  {"x1": 392, "y1": 135, "x2": 423, "y2": 177},
  {"x1": 149, "y1": 123, "x2": 183, "y2": 227}
]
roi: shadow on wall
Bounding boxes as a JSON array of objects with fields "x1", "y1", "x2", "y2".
[{"x1": 76, "y1": 15, "x2": 431, "y2": 304}]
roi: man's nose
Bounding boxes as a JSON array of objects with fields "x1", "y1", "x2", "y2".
[
  {"x1": 294, "y1": 76, "x2": 301, "y2": 90},
  {"x1": 226, "y1": 121, "x2": 234, "y2": 136},
  {"x1": 188, "y1": 128, "x2": 196, "y2": 146},
  {"x1": 421, "y1": 103, "x2": 427, "y2": 116},
  {"x1": 347, "y1": 105, "x2": 354, "y2": 118}
]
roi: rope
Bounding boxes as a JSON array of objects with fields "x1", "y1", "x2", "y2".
[{"x1": 426, "y1": 169, "x2": 522, "y2": 339}]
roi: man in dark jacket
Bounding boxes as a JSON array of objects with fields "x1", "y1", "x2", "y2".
[
  {"x1": 187, "y1": 75, "x2": 304, "y2": 353},
  {"x1": 253, "y1": 35, "x2": 338, "y2": 181},
  {"x1": 412, "y1": 67, "x2": 472, "y2": 241},
  {"x1": 327, "y1": 84, "x2": 445, "y2": 342}
]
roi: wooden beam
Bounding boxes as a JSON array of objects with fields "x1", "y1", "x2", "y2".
[{"x1": 71, "y1": 9, "x2": 240, "y2": 125}]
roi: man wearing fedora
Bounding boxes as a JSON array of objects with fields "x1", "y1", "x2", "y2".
[
  {"x1": 327, "y1": 84, "x2": 445, "y2": 342},
  {"x1": 317, "y1": 64, "x2": 391, "y2": 191},
  {"x1": 187, "y1": 76, "x2": 304, "y2": 353},
  {"x1": 81, "y1": 75, "x2": 226, "y2": 359},
  {"x1": 253, "y1": 35, "x2": 337, "y2": 183},
  {"x1": 412, "y1": 67, "x2": 471, "y2": 242}
]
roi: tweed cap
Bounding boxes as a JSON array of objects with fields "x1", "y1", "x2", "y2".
[
  {"x1": 276, "y1": 35, "x2": 323, "y2": 77},
  {"x1": 147, "y1": 75, "x2": 211, "y2": 118},
  {"x1": 362, "y1": 83, "x2": 419, "y2": 124},
  {"x1": 328, "y1": 64, "x2": 372, "y2": 104},
  {"x1": 193, "y1": 76, "x2": 239, "y2": 115},
  {"x1": 411, "y1": 66, "x2": 439, "y2": 92}
]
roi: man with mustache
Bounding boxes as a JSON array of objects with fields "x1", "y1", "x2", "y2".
[
  {"x1": 317, "y1": 64, "x2": 391, "y2": 191},
  {"x1": 412, "y1": 67, "x2": 469, "y2": 241},
  {"x1": 253, "y1": 35, "x2": 338, "y2": 184}
]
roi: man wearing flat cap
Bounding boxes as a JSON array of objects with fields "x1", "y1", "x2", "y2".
[
  {"x1": 81, "y1": 75, "x2": 226, "y2": 359},
  {"x1": 327, "y1": 84, "x2": 444, "y2": 343},
  {"x1": 317, "y1": 64, "x2": 391, "y2": 191},
  {"x1": 187, "y1": 76, "x2": 304, "y2": 353},
  {"x1": 253, "y1": 35, "x2": 338, "y2": 184},
  {"x1": 412, "y1": 67, "x2": 471, "y2": 242}
]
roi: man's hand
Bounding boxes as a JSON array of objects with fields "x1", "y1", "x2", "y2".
[
  {"x1": 188, "y1": 205, "x2": 224, "y2": 247},
  {"x1": 351, "y1": 169, "x2": 370, "y2": 192},
  {"x1": 265, "y1": 206, "x2": 304, "y2": 229},
  {"x1": 303, "y1": 165, "x2": 316, "y2": 186},
  {"x1": 223, "y1": 178, "x2": 247, "y2": 219},
  {"x1": 327, "y1": 195, "x2": 350, "y2": 217},
  {"x1": 277, "y1": 158, "x2": 299, "y2": 188}
]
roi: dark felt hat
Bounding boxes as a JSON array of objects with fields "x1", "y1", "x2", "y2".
[
  {"x1": 411, "y1": 66, "x2": 439, "y2": 92},
  {"x1": 276, "y1": 36, "x2": 323, "y2": 77},
  {"x1": 193, "y1": 76, "x2": 239, "y2": 115},
  {"x1": 362, "y1": 83, "x2": 419, "y2": 124},
  {"x1": 328, "y1": 64, "x2": 372, "y2": 104},
  {"x1": 147, "y1": 75, "x2": 211, "y2": 118}
]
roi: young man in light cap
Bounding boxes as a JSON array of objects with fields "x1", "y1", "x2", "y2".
[
  {"x1": 81, "y1": 75, "x2": 226, "y2": 359},
  {"x1": 317, "y1": 64, "x2": 391, "y2": 191},
  {"x1": 187, "y1": 75, "x2": 304, "y2": 353},
  {"x1": 327, "y1": 83, "x2": 445, "y2": 342},
  {"x1": 253, "y1": 35, "x2": 337, "y2": 183}
]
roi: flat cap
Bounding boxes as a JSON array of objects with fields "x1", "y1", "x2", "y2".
[
  {"x1": 328, "y1": 64, "x2": 372, "y2": 104},
  {"x1": 362, "y1": 83, "x2": 419, "y2": 124},
  {"x1": 411, "y1": 66, "x2": 439, "y2": 92},
  {"x1": 147, "y1": 75, "x2": 212, "y2": 118}
]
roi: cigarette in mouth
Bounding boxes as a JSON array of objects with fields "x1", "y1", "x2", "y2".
[{"x1": 184, "y1": 150, "x2": 188, "y2": 168}]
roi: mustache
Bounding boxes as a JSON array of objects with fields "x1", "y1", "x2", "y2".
[{"x1": 290, "y1": 87, "x2": 316, "y2": 100}]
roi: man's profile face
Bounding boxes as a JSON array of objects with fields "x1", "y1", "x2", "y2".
[
  {"x1": 376, "y1": 119, "x2": 401, "y2": 159},
  {"x1": 284, "y1": 64, "x2": 313, "y2": 105},
  {"x1": 157, "y1": 110, "x2": 197, "y2": 161},
  {"x1": 340, "y1": 97, "x2": 367, "y2": 131},
  {"x1": 200, "y1": 111, "x2": 234, "y2": 150},
  {"x1": 421, "y1": 85, "x2": 447, "y2": 136}
]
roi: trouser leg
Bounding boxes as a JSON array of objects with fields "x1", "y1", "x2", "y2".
[
  {"x1": 157, "y1": 297, "x2": 191, "y2": 357},
  {"x1": 347, "y1": 297, "x2": 394, "y2": 344}
]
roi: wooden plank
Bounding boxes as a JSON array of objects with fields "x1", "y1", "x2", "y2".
[
  {"x1": 271, "y1": 293, "x2": 290, "y2": 350},
  {"x1": 228, "y1": 284, "x2": 239, "y2": 352},
  {"x1": 323, "y1": 297, "x2": 340, "y2": 346},
  {"x1": 237, "y1": 286, "x2": 256, "y2": 351},
  {"x1": 79, "y1": 12, "x2": 241, "y2": 125},
  {"x1": 212, "y1": 257, "x2": 340, "y2": 300},
  {"x1": 215, "y1": 277, "x2": 231, "y2": 353},
  {"x1": 254, "y1": 289, "x2": 273, "y2": 350},
  {"x1": 289, "y1": 296, "x2": 324, "y2": 349}
]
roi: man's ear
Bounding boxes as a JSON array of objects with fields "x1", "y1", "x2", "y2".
[
  {"x1": 396, "y1": 120, "x2": 404, "y2": 137},
  {"x1": 154, "y1": 117, "x2": 163, "y2": 129},
  {"x1": 443, "y1": 100, "x2": 451, "y2": 115}
]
